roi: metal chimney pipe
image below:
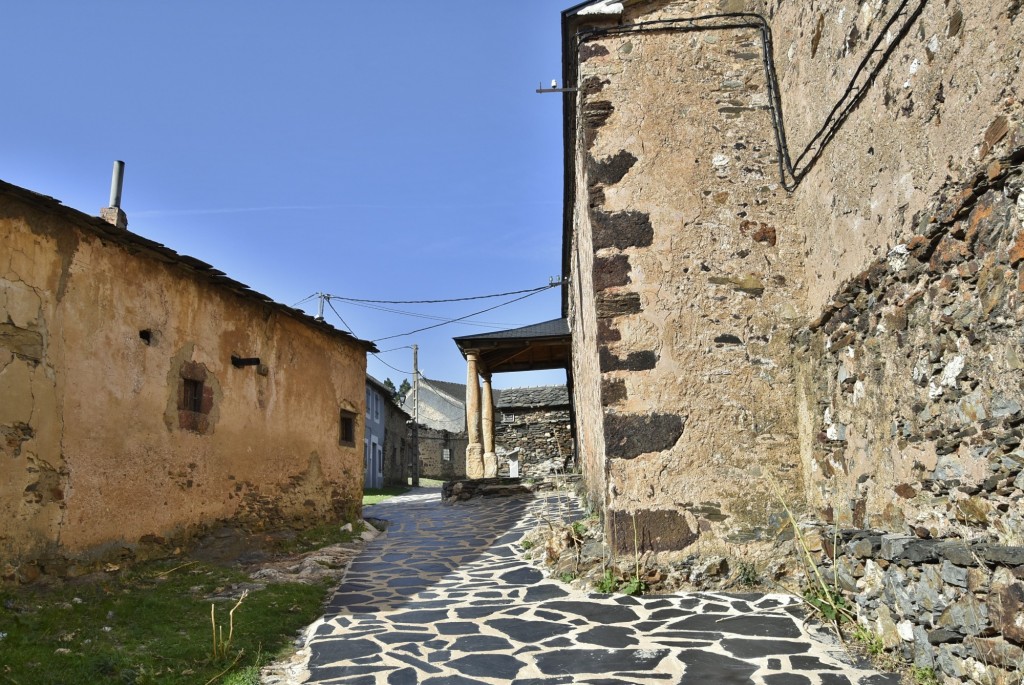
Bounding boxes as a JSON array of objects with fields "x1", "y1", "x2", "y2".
[{"x1": 109, "y1": 160, "x2": 125, "y2": 208}]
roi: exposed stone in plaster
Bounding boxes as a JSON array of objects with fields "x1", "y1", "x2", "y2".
[
  {"x1": 604, "y1": 411, "x2": 685, "y2": 460},
  {"x1": 1, "y1": 422, "x2": 33, "y2": 458},
  {"x1": 593, "y1": 254, "x2": 632, "y2": 290},
  {"x1": 582, "y1": 100, "x2": 614, "y2": 149},
  {"x1": 0, "y1": 323, "x2": 43, "y2": 361},
  {"x1": 588, "y1": 150, "x2": 637, "y2": 187},
  {"x1": 595, "y1": 291, "x2": 642, "y2": 318},
  {"x1": 599, "y1": 348, "x2": 657, "y2": 373},
  {"x1": 591, "y1": 210, "x2": 654, "y2": 250},
  {"x1": 600, "y1": 378, "x2": 627, "y2": 406},
  {"x1": 608, "y1": 508, "x2": 697, "y2": 554}
]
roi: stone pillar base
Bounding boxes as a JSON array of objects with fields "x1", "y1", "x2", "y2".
[
  {"x1": 466, "y1": 444, "x2": 485, "y2": 479},
  {"x1": 483, "y1": 452, "x2": 497, "y2": 478}
]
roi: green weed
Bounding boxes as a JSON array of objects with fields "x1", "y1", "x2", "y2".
[
  {"x1": 595, "y1": 569, "x2": 619, "y2": 593},
  {"x1": 910, "y1": 666, "x2": 940, "y2": 685},
  {"x1": 0, "y1": 534, "x2": 343, "y2": 684},
  {"x1": 363, "y1": 485, "x2": 410, "y2": 505}
]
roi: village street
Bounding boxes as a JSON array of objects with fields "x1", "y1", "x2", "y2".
[{"x1": 285, "y1": 489, "x2": 899, "y2": 684}]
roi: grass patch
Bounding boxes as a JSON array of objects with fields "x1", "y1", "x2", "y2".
[
  {"x1": 363, "y1": 485, "x2": 410, "y2": 505},
  {"x1": 0, "y1": 561, "x2": 330, "y2": 685},
  {"x1": 0, "y1": 521, "x2": 365, "y2": 685}
]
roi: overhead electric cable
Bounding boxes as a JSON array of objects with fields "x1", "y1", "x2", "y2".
[
  {"x1": 370, "y1": 352, "x2": 412, "y2": 376},
  {"x1": 291, "y1": 293, "x2": 318, "y2": 308},
  {"x1": 339, "y1": 299, "x2": 519, "y2": 329},
  {"x1": 372, "y1": 284, "x2": 556, "y2": 343},
  {"x1": 326, "y1": 299, "x2": 355, "y2": 335},
  {"x1": 331, "y1": 285, "x2": 550, "y2": 305}
]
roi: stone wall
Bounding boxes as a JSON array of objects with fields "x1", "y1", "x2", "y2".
[
  {"x1": 494, "y1": 407, "x2": 573, "y2": 478},
  {"x1": 0, "y1": 184, "x2": 368, "y2": 580},
  {"x1": 383, "y1": 405, "x2": 412, "y2": 487},
  {"x1": 417, "y1": 426, "x2": 467, "y2": 482},
  {"x1": 826, "y1": 530, "x2": 1023, "y2": 683},
  {"x1": 567, "y1": 0, "x2": 805, "y2": 555}
]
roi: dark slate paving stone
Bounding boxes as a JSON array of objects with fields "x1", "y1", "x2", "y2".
[
  {"x1": 474, "y1": 591, "x2": 504, "y2": 598},
  {"x1": 396, "y1": 643, "x2": 422, "y2": 655},
  {"x1": 421, "y1": 675, "x2": 488, "y2": 685},
  {"x1": 577, "y1": 624, "x2": 640, "y2": 648},
  {"x1": 500, "y1": 566, "x2": 545, "y2": 584},
  {"x1": 730, "y1": 600, "x2": 753, "y2": 612},
  {"x1": 790, "y1": 655, "x2": 841, "y2": 671},
  {"x1": 454, "y1": 605, "x2": 511, "y2": 619},
  {"x1": 542, "y1": 637, "x2": 574, "y2": 648},
  {"x1": 767, "y1": 658, "x2": 782, "y2": 669},
  {"x1": 391, "y1": 650, "x2": 444, "y2": 674},
  {"x1": 310, "y1": 637, "x2": 379, "y2": 662},
  {"x1": 447, "y1": 653, "x2": 526, "y2": 680},
  {"x1": 435, "y1": 621, "x2": 480, "y2": 635},
  {"x1": 764, "y1": 674, "x2": 812, "y2": 685},
  {"x1": 614, "y1": 673, "x2": 673, "y2": 680},
  {"x1": 513, "y1": 678, "x2": 574, "y2": 684},
  {"x1": 820, "y1": 674, "x2": 853, "y2": 685},
  {"x1": 534, "y1": 609, "x2": 567, "y2": 621},
  {"x1": 427, "y1": 650, "x2": 451, "y2": 663},
  {"x1": 721, "y1": 638, "x2": 810, "y2": 659},
  {"x1": 534, "y1": 648, "x2": 668, "y2": 675},
  {"x1": 700, "y1": 602, "x2": 729, "y2": 613},
  {"x1": 676, "y1": 649, "x2": 758, "y2": 684},
  {"x1": 756, "y1": 598, "x2": 785, "y2": 609},
  {"x1": 649, "y1": 608, "x2": 695, "y2": 621},
  {"x1": 390, "y1": 609, "x2": 451, "y2": 624},
  {"x1": 449, "y1": 635, "x2": 515, "y2": 653},
  {"x1": 388, "y1": 667, "x2": 419, "y2": 685},
  {"x1": 646, "y1": 640, "x2": 714, "y2": 648},
  {"x1": 634, "y1": 621, "x2": 665, "y2": 632},
  {"x1": 489, "y1": 546, "x2": 515, "y2": 557},
  {"x1": 490, "y1": 617, "x2": 574, "y2": 642},
  {"x1": 352, "y1": 655, "x2": 382, "y2": 664},
  {"x1": 378, "y1": 631, "x2": 438, "y2": 644},
  {"x1": 524, "y1": 584, "x2": 569, "y2": 602},
  {"x1": 861, "y1": 674, "x2": 903, "y2": 684},
  {"x1": 643, "y1": 599, "x2": 673, "y2": 609},
  {"x1": 668, "y1": 614, "x2": 802, "y2": 638},
  {"x1": 543, "y1": 600, "x2": 640, "y2": 624},
  {"x1": 613, "y1": 595, "x2": 641, "y2": 605}
]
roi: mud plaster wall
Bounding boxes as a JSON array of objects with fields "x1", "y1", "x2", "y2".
[
  {"x1": 0, "y1": 197, "x2": 367, "y2": 577},
  {"x1": 569, "y1": 0, "x2": 1023, "y2": 557},
  {"x1": 570, "y1": 0, "x2": 806, "y2": 555}
]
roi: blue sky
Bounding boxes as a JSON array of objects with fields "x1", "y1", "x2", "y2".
[{"x1": 3, "y1": 1, "x2": 570, "y2": 389}]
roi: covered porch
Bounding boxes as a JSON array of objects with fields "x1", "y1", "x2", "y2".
[{"x1": 453, "y1": 318, "x2": 571, "y2": 479}]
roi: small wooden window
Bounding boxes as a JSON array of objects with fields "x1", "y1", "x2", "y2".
[
  {"x1": 501, "y1": 413, "x2": 516, "y2": 424},
  {"x1": 442, "y1": 448, "x2": 451, "y2": 461},
  {"x1": 339, "y1": 411, "x2": 356, "y2": 447},
  {"x1": 182, "y1": 379, "x2": 204, "y2": 413}
]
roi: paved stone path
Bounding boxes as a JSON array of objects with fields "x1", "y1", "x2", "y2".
[{"x1": 303, "y1": 489, "x2": 899, "y2": 684}]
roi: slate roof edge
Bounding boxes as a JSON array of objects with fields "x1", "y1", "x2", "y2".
[{"x1": 0, "y1": 179, "x2": 378, "y2": 353}]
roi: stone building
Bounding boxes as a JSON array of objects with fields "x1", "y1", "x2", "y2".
[
  {"x1": 401, "y1": 376, "x2": 472, "y2": 480},
  {"x1": 0, "y1": 179, "x2": 374, "y2": 580},
  {"x1": 494, "y1": 386, "x2": 573, "y2": 478},
  {"x1": 560, "y1": 0, "x2": 1023, "y2": 678},
  {"x1": 365, "y1": 375, "x2": 413, "y2": 488}
]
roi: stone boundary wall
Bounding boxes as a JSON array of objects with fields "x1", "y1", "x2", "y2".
[
  {"x1": 798, "y1": 150, "x2": 1024, "y2": 681},
  {"x1": 825, "y1": 530, "x2": 1023, "y2": 682},
  {"x1": 417, "y1": 426, "x2": 467, "y2": 482},
  {"x1": 495, "y1": 407, "x2": 573, "y2": 478}
]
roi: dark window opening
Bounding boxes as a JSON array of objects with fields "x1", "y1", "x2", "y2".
[
  {"x1": 139, "y1": 329, "x2": 152, "y2": 345},
  {"x1": 339, "y1": 411, "x2": 356, "y2": 447},
  {"x1": 183, "y1": 379, "x2": 204, "y2": 413}
]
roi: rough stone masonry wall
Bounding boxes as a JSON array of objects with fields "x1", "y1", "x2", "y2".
[
  {"x1": 798, "y1": 153, "x2": 1024, "y2": 682},
  {"x1": 570, "y1": 0, "x2": 806, "y2": 555},
  {"x1": 417, "y1": 427, "x2": 467, "y2": 482},
  {"x1": 494, "y1": 407, "x2": 573, "y2": 478},
  {"x1": 0, "y1": 194, "x2": 367, "y2": 581}
]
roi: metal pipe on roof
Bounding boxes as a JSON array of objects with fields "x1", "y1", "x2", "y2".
[{"x1": 109, "y1": 160, "x2": 125, "y2": 208}]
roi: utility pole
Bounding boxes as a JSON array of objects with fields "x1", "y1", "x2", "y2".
[
  {"x1": 411, "y1": 344, "x2": 420, "y2": 487},
  {"x1": 314, "y1": 292, "x2": 327, "y2": 321}
]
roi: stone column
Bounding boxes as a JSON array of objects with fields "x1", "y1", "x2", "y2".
[
  {"x1": 481, "y1": 373, "x2": 497, "y2": 478},
  {"x1": 465, "y1": 351, "x2": 484, "y2": 479}
]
